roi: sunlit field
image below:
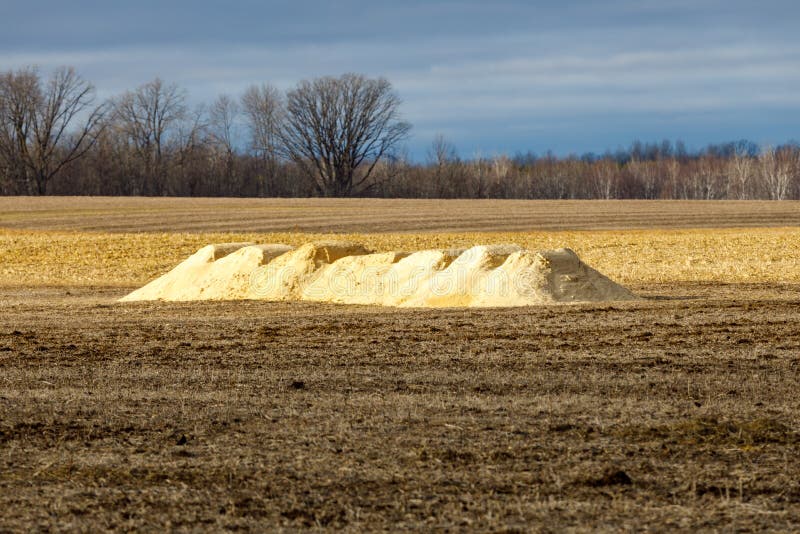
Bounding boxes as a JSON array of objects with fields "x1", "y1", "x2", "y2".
[{"x1": 1, "y1": 226, "x2": 799, "y2": 288}]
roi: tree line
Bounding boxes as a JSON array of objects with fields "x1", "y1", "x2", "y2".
[{"x1": 1, "y1": 66, "x2": 798, "y2": 199}]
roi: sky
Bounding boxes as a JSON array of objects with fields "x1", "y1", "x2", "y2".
[{"x1": 1, "y1": 0, "x2": 798, "y2": 159}]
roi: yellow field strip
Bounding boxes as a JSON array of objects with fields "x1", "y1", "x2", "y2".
[{"x1": 1, "y1": 228, "x2": 798, "y2": 287}]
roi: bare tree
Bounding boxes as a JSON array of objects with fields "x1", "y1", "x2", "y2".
[
  {"x1": 465, "y1": 153, "x2": 495, "y2": 198},
  {"x1": 241, "y1": 84, "x2": 283, "y2": 196},
  {"x1": 171, "y1": 104, "x2": 210, "y2": 195},
  {"x1": 727, "y1": 152, "x2": 754, "y2": 200},
  {"x1": 112, "y1": 78, "x2": 188, "y2": 195},
  {"x1": 664, "y1": 157, "x2": 682, "y2": 199},
  {"x1": 628, "y1": 159, "x2": 661, "y2": 199},
  {"x1": 0, "y1": 68, "x2": 37, "y2": 193},
  {"x1": 590, "y1": 158, "x2": 619, "y2": 199},
  {"x1": 759, "y1": 146, "x2": 795, "y2": 201},
  {"x1": 281, "y1": 73, "x2": 411, "y2": 197},
  {"x1": 428, "y1": 134, "x2": 458, "y2": 167},
  {"x1": 209, "y1": 94, "x2": 239, "y2": 154},
  {"x1": 427, "y1": 135, "x2": 461, "y2": 197},
  {"x1": 207, "y1": 94, "x2": 239, "y2": 194},
  {"x1": 0, "y1": 67, "x2": 107, "y2": 194}
]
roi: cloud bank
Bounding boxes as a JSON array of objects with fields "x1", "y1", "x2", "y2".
[{"x1": 1, "y1": 1, "x2": 798, "y2": 157}]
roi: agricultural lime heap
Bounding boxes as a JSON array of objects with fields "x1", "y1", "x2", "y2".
[{"x1": 120, "y1": 241, "x2": 635, "y2": 307}]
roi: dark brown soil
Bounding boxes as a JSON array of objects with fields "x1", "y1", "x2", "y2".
[{"x1": 2, "y1": 283, "x2": 800, "y2": 531}]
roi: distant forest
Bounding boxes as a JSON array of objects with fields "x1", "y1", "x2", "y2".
[{"x1": 2, "y1": 66, "x2": 798, "y2": 199}]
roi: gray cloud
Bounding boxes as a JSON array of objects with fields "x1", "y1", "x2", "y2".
[{"x1": 1, "y1": 1, "x2": 798, "y2": 156}]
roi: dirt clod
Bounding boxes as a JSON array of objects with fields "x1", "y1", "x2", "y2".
[{"x1": 586, "y1": 469, "x2": 633, "y2": 487}]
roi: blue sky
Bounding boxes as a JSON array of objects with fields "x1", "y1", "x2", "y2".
[{"x1": 1, "y1": 0, "x2": 798, "y2": 159}]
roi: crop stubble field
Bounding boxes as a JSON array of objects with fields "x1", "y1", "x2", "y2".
[{"x1": 1, "y1": 197, "x2": 800, "y2": 531}]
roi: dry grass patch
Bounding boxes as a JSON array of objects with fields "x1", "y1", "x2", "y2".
[{"x1": 619, "y1": 417, "x2": 798, "y2": 448}]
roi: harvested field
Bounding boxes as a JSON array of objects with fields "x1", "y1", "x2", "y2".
[
  {"x1": 1, "y1": 197, "x2": 799, "y2": 232},
  {"x1": 1, "y1": 197, "x2": 800, "y2": 530},
  {"x1": 2, "y1": 285, "x2": 800, "y2": 531}
]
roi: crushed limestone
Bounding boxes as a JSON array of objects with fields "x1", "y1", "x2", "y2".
[{"x1": 121, "y1": 241, "x2": 635, "y2": 307}]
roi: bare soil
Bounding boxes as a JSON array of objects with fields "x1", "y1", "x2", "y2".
[
  {"x1": 2, "y1": 197, "x2": 799, "y2": 232},
  {"x1": 2, "y1": 283, "x2": 800, "y2": 531}
]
